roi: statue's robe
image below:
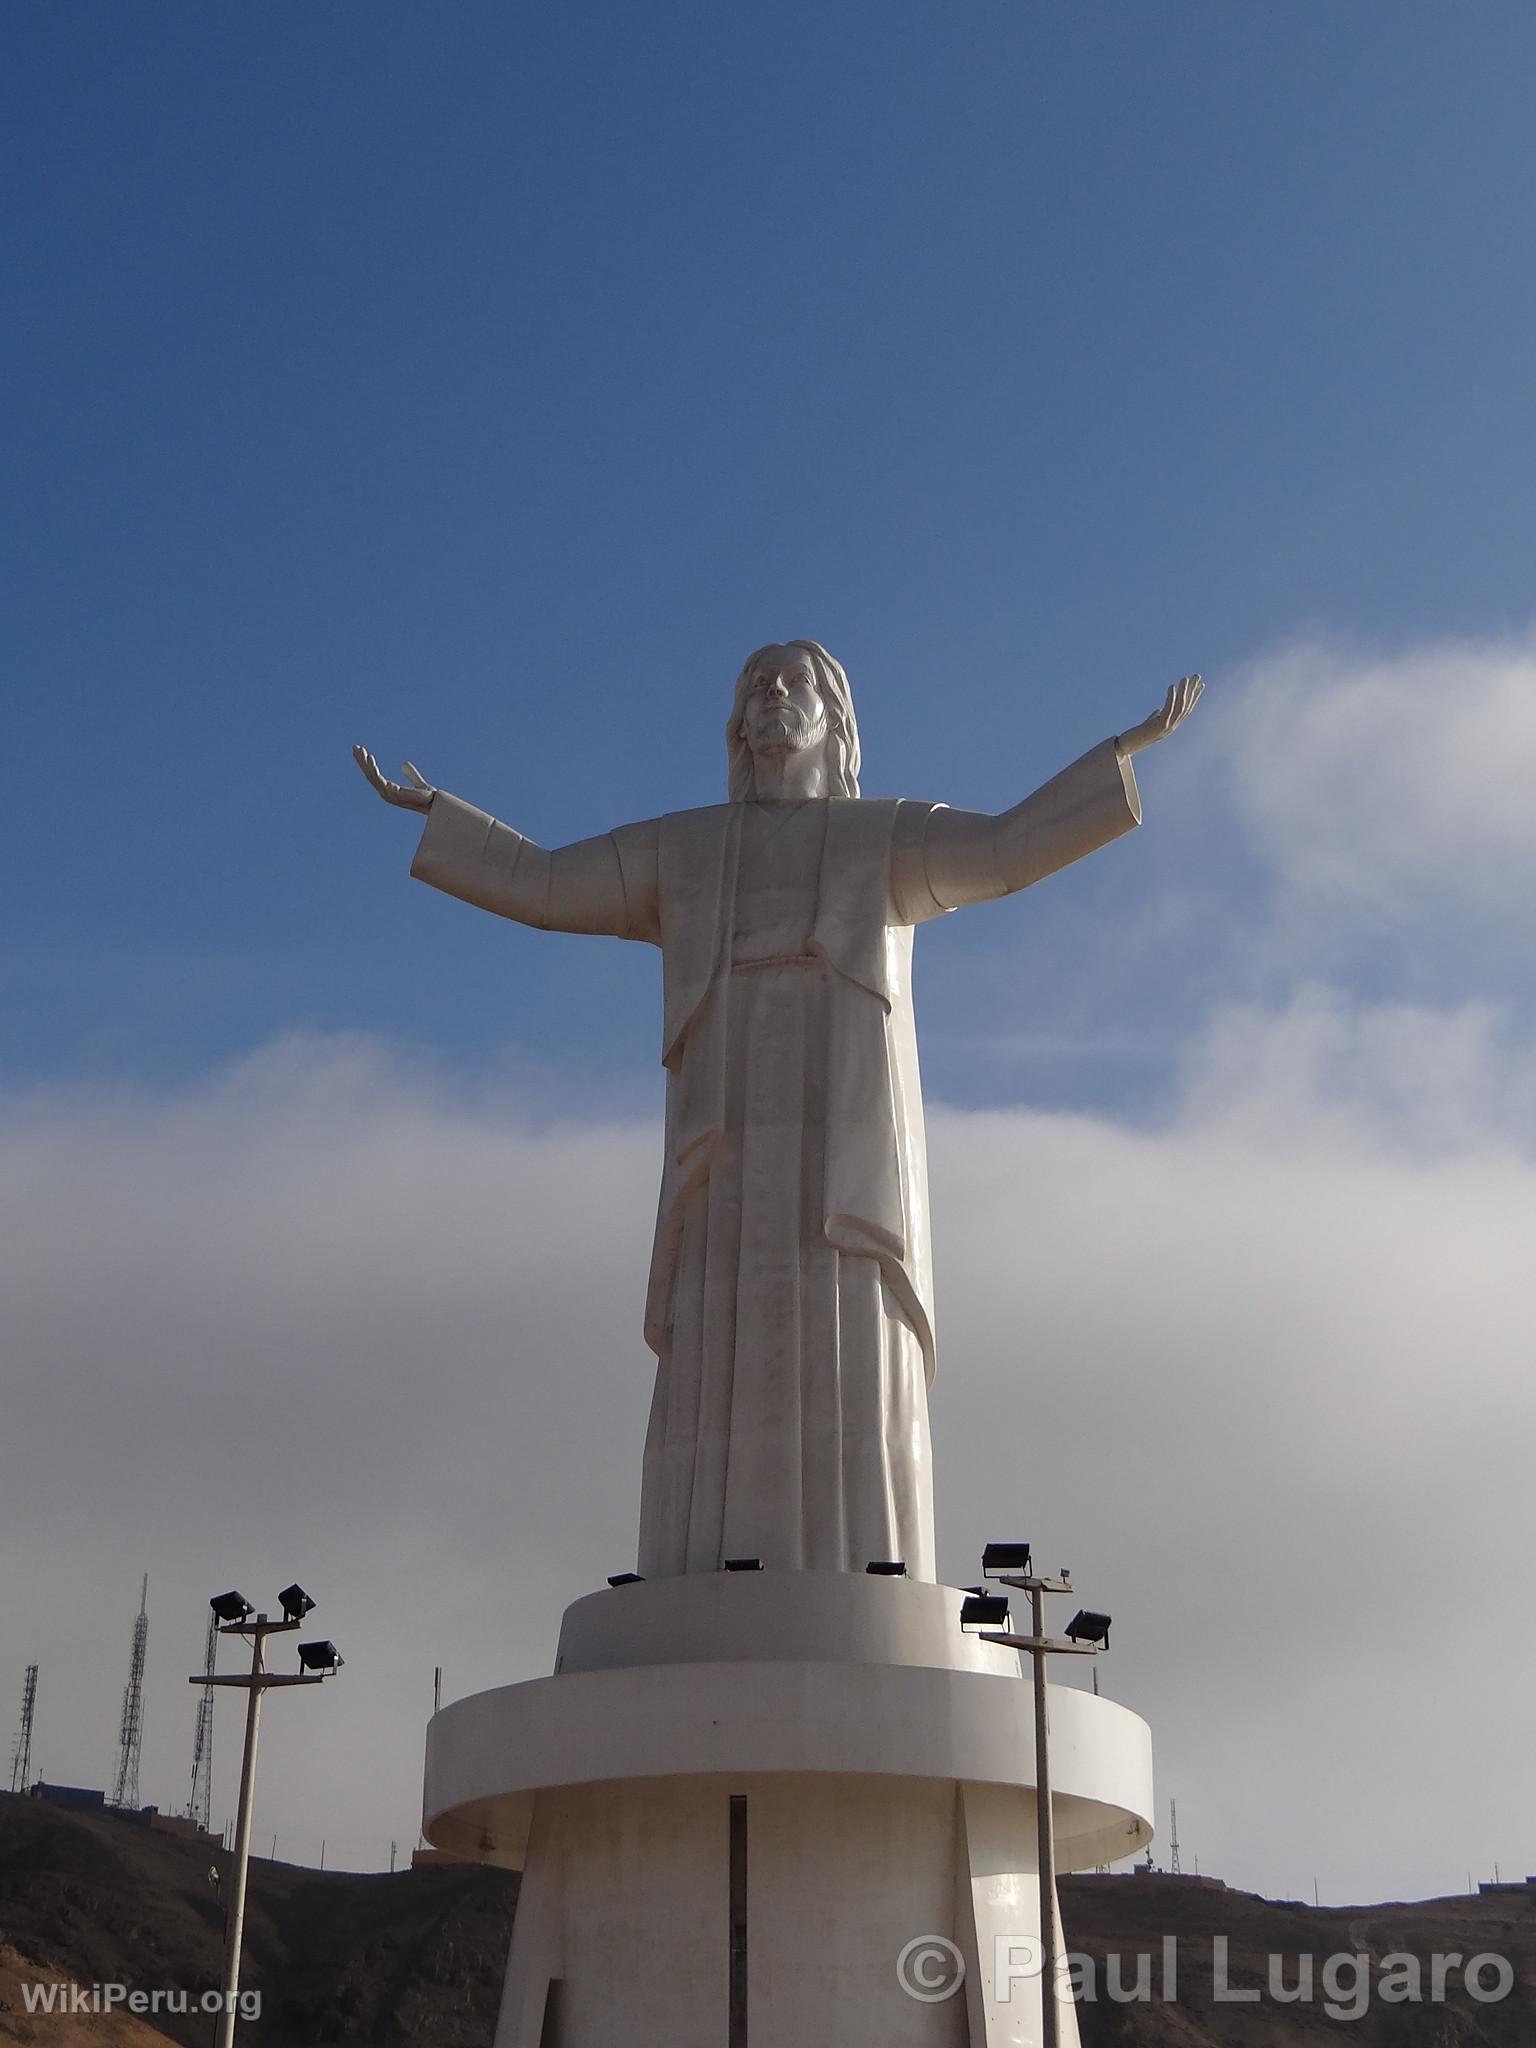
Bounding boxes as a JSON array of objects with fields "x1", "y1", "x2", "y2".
[{"x1": 409, "y1": 738, "x2": 1140, "y2": 1580}]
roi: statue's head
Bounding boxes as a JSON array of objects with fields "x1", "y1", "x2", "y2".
[{"x1": 726, "y1": 641, "x2": 861, "y2": 801}]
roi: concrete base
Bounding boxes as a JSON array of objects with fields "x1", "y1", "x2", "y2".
[{"x1": 423, "y1": 1572, "x2": 1153, "y2": 2047}]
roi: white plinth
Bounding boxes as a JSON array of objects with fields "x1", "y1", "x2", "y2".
[{"x1": 423, "y1": 1572, "x2": 1153, "y2": 2047}]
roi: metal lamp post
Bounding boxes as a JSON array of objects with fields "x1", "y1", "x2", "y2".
[
  {"x1": 967, "y1": 1545, "x2": 1112, "y2": 2048},
  {"x1": 190, "y1": 1588, "x2": 343, "y2": 2048}
]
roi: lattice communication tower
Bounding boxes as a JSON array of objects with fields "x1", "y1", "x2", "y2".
[
  {"x1": 187, "y1": 1609, "x2": 217, "y2": 1832},
  {"x1": 111, "y1": 1574, "x2": 149, "y2": 1809},
  {"x1": 9, "y1": 1663, "x2": 37, "y2": 1793}
]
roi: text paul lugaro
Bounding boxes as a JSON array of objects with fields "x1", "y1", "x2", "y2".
[{"x1": 1036, "y1": 1937, "x2": 1513, "y2": 2019}]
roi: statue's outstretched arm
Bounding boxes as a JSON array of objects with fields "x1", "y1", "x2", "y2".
[
  {"x1": 353, "y1": 745, "x2": 659, "y2": 941},
  {"x1": 916, "y1": 677, "x2": 1202, "y2": 912}
]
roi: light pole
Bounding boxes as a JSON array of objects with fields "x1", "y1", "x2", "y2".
[
  {"x1": 190, "y1": 1586, "x2": 343, "y2": 2048},
  {"x1": 964, "y1": 1544, "x2": 1112, "y2": 2048}
]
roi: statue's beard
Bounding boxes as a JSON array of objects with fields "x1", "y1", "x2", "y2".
[{"x1": 750, "y1": 703, "x2": 828, "y2": 760}]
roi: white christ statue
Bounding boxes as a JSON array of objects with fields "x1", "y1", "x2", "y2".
[{"x1": 356, "y1": 646, "x2": 1201, "y2": 1582}]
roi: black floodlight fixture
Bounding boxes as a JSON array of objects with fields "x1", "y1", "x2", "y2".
[
  {"x1": 1065, "y1": 1610, "x2": 1112, "y2": 1650},
  {"x1": 210, "y1": 1591, "x2": 253, "y2": 1625},
  {"x1": 723, "y1": 1557, "x2": 763, "y2": 1572},
  {"x1": 960, "y1": 1593, "x2": 1011, "y2": 1632},
  {"x1": 297, "y1": 1640, "x2": 344, "y2": 1674},
  {"x1": 278, "y1": 1583, "x2": 315, "y2": 1624},
  {"x1": 607, "y1": 1573, "x2": 645, "y2": 1587},
  {"x1": 981, "y1": 1542, "x2": 1033, "y2": 1579},
  {"x1": 865, "y1": 1560, "x2": 907, "y2": 1576}
]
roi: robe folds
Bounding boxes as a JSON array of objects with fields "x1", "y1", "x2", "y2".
[
  {"x1": 635, "y1": 798, "x2": 939, "y2": 1578},
  {"x1": 408, "y1": 738, "x2": 1141, "y2": 1581}
]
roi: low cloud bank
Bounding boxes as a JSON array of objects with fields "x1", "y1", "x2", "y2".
[{"x1": 3, "y1": 988, "x2": 1530, "y2": 1900}]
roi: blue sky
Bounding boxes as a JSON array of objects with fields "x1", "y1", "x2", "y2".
[
  {"x1": 5, "y1": 5, "x2": 1536, "y2": 1903},
  {"x1": 7, "y1": 1, "x2": 1534, "y2": 1095}
]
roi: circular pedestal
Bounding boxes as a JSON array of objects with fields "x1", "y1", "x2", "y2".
[
  {"x1": 554, "y1": 1567, "x2": 1025, "y2": 1676},
  {"x1": 423, "y1": 1573, "x2": 1153, "y2": 2048}
]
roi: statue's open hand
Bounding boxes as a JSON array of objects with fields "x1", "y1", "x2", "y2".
[
  {"x1": 353, "y1": 746, "x2": 435, "y2": 813},
  {"x1": 1117, "y1": 675, "x2": 1204, "y2": 758}
]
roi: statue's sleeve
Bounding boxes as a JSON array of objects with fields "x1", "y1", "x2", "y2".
[
  {"x1": 410, "y1": 792, "x2": 660, "y2": 942},
  {"x1": 913, "y1": 738, "x2": 1142, "y2": 914}
]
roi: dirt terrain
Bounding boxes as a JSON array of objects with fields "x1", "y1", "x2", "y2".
[
  {"x1": 2, "y1": 1793, "x2": 1531, "y2": 2044},
  {"x1": 1060, "y1": 1869, "x2": 1536, "y2": 2045},
  {"x1": 0, "y1": 1796, "x2": 513, "y2": 2047}
]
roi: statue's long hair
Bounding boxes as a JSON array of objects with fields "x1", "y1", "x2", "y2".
[{"x1": 726, "y1": 641, "x2": 862, "y2": 801}]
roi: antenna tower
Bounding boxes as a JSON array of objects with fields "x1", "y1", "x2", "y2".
[
  {"x1": 10, "y1": 1664, "x2": 38, "y2": 1793},
  {"x1": 187, "y1": 1610, "x2": 217, "y2": 1832},
  {"x1": 111, "y1": 1574, "x2": 149, "y2": 1809},
  {"x1": 1168, "y1": 1797, "x2": 1181, "y2": 1876}
]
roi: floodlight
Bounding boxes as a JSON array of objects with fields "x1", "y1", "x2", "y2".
[
  {"x1": 1065, "y1": 1609, "x2": 1112, "y2": 1649},
  {"x1": 607, "y1": 1573, "x2": 644, "y2": 1587},
  {"x1": 960, "y1": 1594, "x2": 1010, "y2": 1631},
  {"x1": 865, "y1": 1560, "x2": 907, "y2": 1576},
  {"x1": 296, "y1": 1640, "x2": 344, "y2": 1674},
  {"x1": 210, "y1": 1591, "x2": 253, "y2": 1624},
  {"x1": 981, "y1": 1542, "x2": 1032, "y2": 1579},
  {"x1": 278, "y1": 1583, "x2": 315, "y2": 1623}
]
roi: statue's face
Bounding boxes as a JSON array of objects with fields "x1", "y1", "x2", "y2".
[{"x1": 740, "y1": 646, "x2": 827, "y2": 762}]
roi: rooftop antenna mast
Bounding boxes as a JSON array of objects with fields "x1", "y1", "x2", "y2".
[
  {"x1": 1168, "y1": 1797, "x2": 1181, "y2": 1876},
  {"x1": 187, "y1": 1610, "x2": 218, "y2": 1832},
  {"x1": 111, "y1": 1574, "x2": 149, "y2": 1810},
  {"x1": 9, "y1": 1664, "x2": 37, "y2": 1793}
]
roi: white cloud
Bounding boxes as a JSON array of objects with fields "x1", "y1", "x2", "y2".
[
  {"x1": 930, "y1": 990, "x2": 1536, "y2": 1902},
  {"x1": 906, "y1": 630, "x2": 1536, "y2": 1099},
  {"x1": 1177, "y1": 986, "x2": 1536, "y2": 1155},
  {"x1": 3, "y1": 1010, "x2": 1532, "y2": 1904},
  {"x1": 1215, "y1": 628, "x2": 1536, "y2": 919}
]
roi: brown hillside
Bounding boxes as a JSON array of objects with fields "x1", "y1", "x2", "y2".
[
  {"x1": 3, "y1": 1793, "x2": 1532, "y2": 2044},
  {"x1": 0, "y1": 1795, "x2": 513, "y2": 2047},
  {"x1": 0, "y1": 1944, "x2": 180, "y2": 2046}
]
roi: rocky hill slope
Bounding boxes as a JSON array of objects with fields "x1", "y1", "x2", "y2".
[{"x1": 2, "y1": 1793, "x2": 1530, "y2": 2044}]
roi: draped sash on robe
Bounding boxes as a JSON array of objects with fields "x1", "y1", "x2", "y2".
[
  {"x1": 631, "y1": 799, "x2": 939, "y2": 1386},
  {"x1": 628, "y1": 798, "x2": 941, "y2": 1577}
]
